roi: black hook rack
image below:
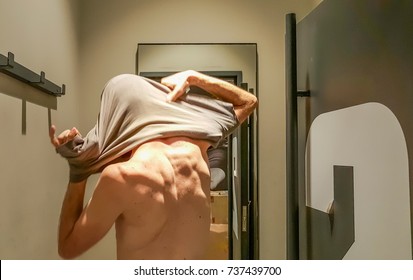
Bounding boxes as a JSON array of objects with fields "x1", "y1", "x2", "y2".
[
  {"x1": 297, "y1": 90, "x2": 310, "y2": 97},
  {"x1": 0, "y1": 52, "x2": 65, "y2": 97}
]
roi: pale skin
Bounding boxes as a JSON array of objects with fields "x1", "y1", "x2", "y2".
[{"x1": 51, "y1": 70, "x2": 257, "y2": 259}]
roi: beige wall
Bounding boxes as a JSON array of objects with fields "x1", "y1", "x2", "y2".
[
  {"x1": 313, "y1": 0, "x2": 324, "y2": 7},
  {"x1": 0, "y1": 0, "x2": 80, "y2": 259},
  {"x1": 0, "y1": 0, "x2": 318, "y2": 260}
]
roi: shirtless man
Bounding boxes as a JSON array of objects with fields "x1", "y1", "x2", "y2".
[{"x1": 50, "y1": 70, "x2": 257, "y2": 259}]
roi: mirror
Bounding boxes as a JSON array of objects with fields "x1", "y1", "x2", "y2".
[{"x1": 136, "y1": 43, "x2": 258, "y2": 259}]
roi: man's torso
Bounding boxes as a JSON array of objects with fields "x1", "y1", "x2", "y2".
[{"x1": 107, "y1": 137, "x2": 211, "y2": 259}]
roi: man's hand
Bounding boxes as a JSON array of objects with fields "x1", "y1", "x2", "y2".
[
  {"x1": 161, "y1": 70, "x2": 257, "y2": 124},
  {"x1": 161, "y1": 70, "x2": 195, "y2": 102},
  {"x1": 49, "y1": 125, "x2": 80, "y2": 148}
]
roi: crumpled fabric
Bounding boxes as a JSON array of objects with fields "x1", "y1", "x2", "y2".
[{"x1": 56, "y1": 74, "x2": 239, "y2": 182}]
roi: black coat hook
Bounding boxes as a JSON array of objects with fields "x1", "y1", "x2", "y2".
[{"x1": 0, "y1": 52, "x2": 65, "y2": 97}]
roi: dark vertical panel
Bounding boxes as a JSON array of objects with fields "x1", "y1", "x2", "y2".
[
  {"x1": 297, "y1": 0, "x2": 413, "y2": 257},
  {"x1": 21, "y1": 100, "x2": 26, "y2": 135},
  {"x1": 248, "y1": 88, "x2": 258, "y2": 259},
  {"x1": 228, "y1": 135, "x2": 234, "y2": 260},
  {"x1": 231, "y1": 128, "x2": 242, "y2": 260},
  {"x1": 307, "y1": 166, "x2": 355, "y2": 259},
  {"x1": 240, "y1": 120, "x2": 250, "y2": 259},
  {"x1": 285, "y1": 13, "x2": 299, "y2": 260}
]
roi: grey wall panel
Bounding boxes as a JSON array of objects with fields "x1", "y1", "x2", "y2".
[
  {"x1": 307, "y1": 166, "x2": 354, "y2": 260},
  {"x1": 297, "y1": 0, "x2": 413, "y2": 258}
]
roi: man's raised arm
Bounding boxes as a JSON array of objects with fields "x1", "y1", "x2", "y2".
[{"x1": 161, "y1": 70, "x2": 258, "y2": 124}]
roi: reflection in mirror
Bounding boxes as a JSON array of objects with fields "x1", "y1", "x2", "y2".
[{"x1": 137, "y1": 44, "x2": 258, "y2": 260}]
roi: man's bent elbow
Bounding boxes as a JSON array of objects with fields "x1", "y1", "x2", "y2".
[
  {"x1": 250, "y1": 95, "x2": 258, "y2": 110},
  {"x1": 236, "y1": 95, "x2": 258, "y2": 124},
  {"x1": 59, "y1": 246, "x2": 74, "y2": 260},
  {"x1": 245, "y1": 94, "x2": 258, "y2": 115},
  {"x1": 58, "y1": 242, "x2": 81, "y2": 260},
  {"x1": 248, "y1": 95, "x2": 258, "y2": 118}
]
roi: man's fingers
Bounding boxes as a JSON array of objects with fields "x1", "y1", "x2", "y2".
[
  {"x1": 57, "y1": 130, "x2": 69, "y2": 144},
  {"x1": 167, "y1": 89, "x2": 180, "y2": 102},
  {"x1": 161, "y1": 80, "x2": 174, "y2": 90},
  {"x1": 49, "y1": 125, "x2": 60, "y2": 147},
  {"x1": 68, "y1": 127, "x2": 79, "y2": 138},
  {"x1": 49, "y1": 126, "x2": 80, "y2": 148},
  {"x1": 161, "y1": 72, "x2": 191, "y2": 103},
  {"x1": 166, "y1": 82, "x2": 189, "y2": 102},
  {"x1": 49, "y1": 125, "x2": 57, "y2": 138}
]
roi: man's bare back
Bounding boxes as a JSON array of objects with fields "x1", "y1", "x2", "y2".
[{"x1": 110, "y1": 137, "x2": 212, "y2": 259}]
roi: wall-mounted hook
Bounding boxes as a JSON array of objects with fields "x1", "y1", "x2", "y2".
[
  {"x1": 0, "y1": 51, "x2": 65, "y2": 97},
  {"x1": 297, "y1": 90, "x2": 310, "y2": 97},
  {"x1": 60, "y1": 84, "x2": 66, "y2": 95},
  {"x1": 40, "y1": 71, "x2": 45, "y2": 84},
  {"x1": 7, "y1": 52, "x2": 14, "y2": 67},
  {"x1": 0, "y1": 52, "x2": 15, "y2": 69},
  {"x1": 30, "y1": 71, "x2": 46, "y2": 85}
]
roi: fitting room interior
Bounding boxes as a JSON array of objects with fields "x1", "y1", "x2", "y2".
[{"x1": 0, "y1": 0, "x2": 412, "y2": 260}]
